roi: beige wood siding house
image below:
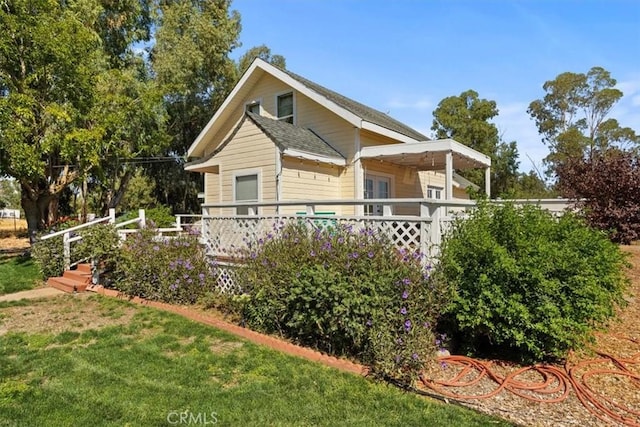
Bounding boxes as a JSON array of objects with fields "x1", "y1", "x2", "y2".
[{"x1": 186, "y1": 59, "x2": 491, "y2": 214}]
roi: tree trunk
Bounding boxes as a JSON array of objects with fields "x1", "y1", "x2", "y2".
[
  {"x1": 21, "y1": 185, "x2": 54, "y2": 245},
  {"x1": 21, "y1": 195, "x2": 40, "y2": 245},
  {"x1": 47, "y1": 197, "x2": 59, "y2": 226}
]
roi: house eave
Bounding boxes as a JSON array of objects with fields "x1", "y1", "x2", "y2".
[
  {"x1": 361, "y1": 121, "x2": 423, "y2": 144},
  {"x1": 282, "y1": 149, "x2": 346, "y2": 166}
]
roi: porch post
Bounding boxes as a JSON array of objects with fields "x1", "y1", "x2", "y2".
[
  {"x1": 445, "y1": 150, "x2": 453, "y2": 200},
  {"x1": 485, "y1": 167, "x2": 491, "y2": 198},
  {"x1": 354, "y1": 128, "x2": 364, "y2": 216}
]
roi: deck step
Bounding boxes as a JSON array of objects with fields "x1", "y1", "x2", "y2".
[
  {"x1": 76, "y1": 263, "x2": 92, "y2": 274},
  {"x1": 47, "y1": 276, "x2": 89, "y2": 293},
  {"x1": 63, "y1": 269, "x2": 92, "y2": 285},
  {"x1": 46, "y1": 263, "x2": 93, "y2": 293}
]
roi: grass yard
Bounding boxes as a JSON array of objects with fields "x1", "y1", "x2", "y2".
[
  {"x1": 0, "y1": 295, "x2": 511, "y2": 426},
  {"x1": 0, "y1": 256, "x2": 41, "y2": 295}
]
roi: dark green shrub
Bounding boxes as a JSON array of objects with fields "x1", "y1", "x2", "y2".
[
  {"x1": 437, "y1": 201, "x2": 629, "y2": 362},
  {"x1": 116, "y1": 227, "x2": 217, "y2": 304},
  {"x1": 119, "y1": 206, "x2": 176, "y2": 229},
  {"x1": 75, "y1": 224, "x2": 123, "y2": 285},
  {"x1": 239, "y1": 221, "x2": 451, "y2": 383},
  {"x1": 32, "y1": 220, "x2": 83, "y2": 279},
  {"x1": 32, "y1": 223, "x2": 121, "y2": 280}
]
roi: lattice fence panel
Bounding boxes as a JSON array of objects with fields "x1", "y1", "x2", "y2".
[{"x1": 214, "y1": 263, "x2": 243, "y2": 294}]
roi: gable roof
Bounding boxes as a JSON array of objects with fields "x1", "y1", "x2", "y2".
[
  {"x1": 279, "y1": 68, "x2": 429, "y2": 142},
  {"x1": 188, "y1": 59, "x2": 429, "y2": 158},
  {"x1": 185, "y1": 113, "x2": 346, "y2": 171},
  {"x1": 246, "y1": 112, "x2": 345, "y2": 162}
]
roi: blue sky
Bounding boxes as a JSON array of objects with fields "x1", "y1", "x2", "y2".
[{"x1": 230, "y1": 0, "x2": 640, "y2": 173}]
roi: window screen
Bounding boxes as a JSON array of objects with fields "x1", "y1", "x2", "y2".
[{"x1": 277, "y1": 93, "x2": 294, "y2": 123}]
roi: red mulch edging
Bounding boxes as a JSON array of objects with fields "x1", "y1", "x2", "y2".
[{"x1": 92, "y1": 286, "x2": 367, "y2": 376}]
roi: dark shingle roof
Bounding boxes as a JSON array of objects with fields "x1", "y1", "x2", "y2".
[
  {"x1": 280, "y1": 68, "x2": 429, "y2": 141},
  {"x1": 246, "y1": 112, "x2": 344, "y2": 160}
]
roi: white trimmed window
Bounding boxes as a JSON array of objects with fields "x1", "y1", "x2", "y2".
[
  {"x1": 277, "y1": 92, "x2": 294, "y2": 124},
  {"x1": 427, "y1": 185, "x2": 443, "y2": 200},
  {"x1": 234, "y1": 174, "x2": 258, "y2": 215},
  {"x1": 246, "y1": 101, "x2": 261, "y2": 114}
]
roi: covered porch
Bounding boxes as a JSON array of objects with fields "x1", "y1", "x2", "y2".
[{"x1": 357, "y1": 138, "x2": 492, "y2": 201}]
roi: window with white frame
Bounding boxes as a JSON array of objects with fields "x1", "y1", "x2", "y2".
[
  {"x1": 234, "y1": 174, "x2": 258, "y2": 215},
  {"x1": 246, "y1": 101, "x2": 261, "y2": 115},
  {"x1": 276, "y1": 92, "x2": 294, "y2": 123},
  {"x1": 427, "y1": 185, "x2": 443, "y2": 200}
]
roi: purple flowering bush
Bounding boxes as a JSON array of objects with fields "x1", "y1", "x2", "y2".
[
  {"x1": 116, "y1": 227, "x2": 217, "y2": 304},
  {"x1": 239, "y1": 221, "x2": 451, "y2": 382}
]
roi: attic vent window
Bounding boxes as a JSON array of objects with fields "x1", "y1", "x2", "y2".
[
  {"x1": 246, "y1": 102, "x2": 261, "y2": 114},
  {"x1": 277, "y1": 92, "x2": 294, "y2": 124}
]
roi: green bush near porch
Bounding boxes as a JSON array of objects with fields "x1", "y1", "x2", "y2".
[{"x1": 437, "y1": 201, "x2": 629, "y2": 362}]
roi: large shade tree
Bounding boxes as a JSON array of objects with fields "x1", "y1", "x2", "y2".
[
  {"x1": 147, "y1": 0, "x2": 241, "y2": 214},
  {"x1": 0, "y1": 0, "x2": 106, "y2": 241},
  {"x1": 431, "y1": 90, "x2": 520, "y2": 198},
  {"x1": 527, "y1": 66, "x2": 638, "y2": 179},
  {"x1": 0, "y1": 0, "x2": 169, "y2": 240}
]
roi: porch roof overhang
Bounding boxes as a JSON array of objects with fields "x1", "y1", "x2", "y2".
[
  {"x1": 358, "y1": 139, "x2": 491, "y2": 170},
  {"x1": 184, "y1": 158, "x2": 220, "y2": 174}
]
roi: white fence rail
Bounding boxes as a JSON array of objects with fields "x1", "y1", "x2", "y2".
[
  {"x1": 38, "y1": 209, "x2": 199, "y2": 271},
  {"x1": 201, "y1": 198, "x2": 572, "y2": 263}
]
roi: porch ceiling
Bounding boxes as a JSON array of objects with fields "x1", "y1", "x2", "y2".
[
  {"x1": 359, "y1": 139, "x2": 491, "y2": 170},
  {"x1": 184, "y1": 159, "x2": 219, "y2": 174}
]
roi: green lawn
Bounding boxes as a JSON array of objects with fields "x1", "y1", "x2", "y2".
[
  {"x1": 0, "y1": 255, "x2": 41, "y2": 295},
  {"x1": 0, "y1": 295, "x2": 512, "y2": 426}
]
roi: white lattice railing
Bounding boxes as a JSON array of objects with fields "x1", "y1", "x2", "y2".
[
  {"x1": 199, "y1": 198, "x2": 481, "y2": 260},
  {"x1": 199, "y1": 198, "x2": 573, "y2": 293}
]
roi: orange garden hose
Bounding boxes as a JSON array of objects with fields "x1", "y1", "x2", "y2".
[{"x1": 418, "y1": 336, "x2": 640, "y2": 426}]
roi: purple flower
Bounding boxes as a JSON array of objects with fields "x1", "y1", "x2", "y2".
[
  {"x1": 411, "y1": 353, "x2": 419, "y2": 360},
  {"x1": 199, "y1": 273, "x2": 205, "y2": 280},
  {"x1": 338, "y1": 237, "x2": 345, "y2": 244},
  {"x1": 250, "y1": 252, "x2": 257, "y2": 259},
  {"x1": 400, "y1": 307, "x2": 407, "y2": 315},
  {"x1": 187, "y1": 279, "x2": 193, "y2": 284},
  {"x1": 322, "y1": 241, "x2": 332, "y2": 251},
  {"x1": 404, "y1": 319, "x2": 412, "y2": 331},
  {"x1": 310, "y1": 250, "x2": 316, "y2": 257},
  {"x1": 402, "y1": 290, "x2": 409, "y2": 299},
  {"x1": 153, "y1": 245, "x2": 159, "y2": 251},
  {"x1": 170, "y1": 284, "x2": 178, "y2": 291},
  {"x1": 366, "y1": 319, "x2": 372, "y2": 327},
  {"x1": 183, "y1": 274, "x2": 189, "y2": 279},
  {"x1": 367, "y1": 251, "x2": 374, "y2": 259},
  {"x1": 169, "y1": 261, "x2": 176, "y2": 270},
  {"x1": 423, "y1": 321, "x2": 431, "y2": 329},
  {"x1": 402, "y1": 278, "x2": 411, "y2": 285},
  {"x1": 349, "y1": 252, "x2": 359, "y2": 259}
]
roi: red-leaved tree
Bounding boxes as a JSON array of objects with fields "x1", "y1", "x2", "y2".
[{"x1": 557, "y1": 149, "x2": 640, "y2": 244}]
